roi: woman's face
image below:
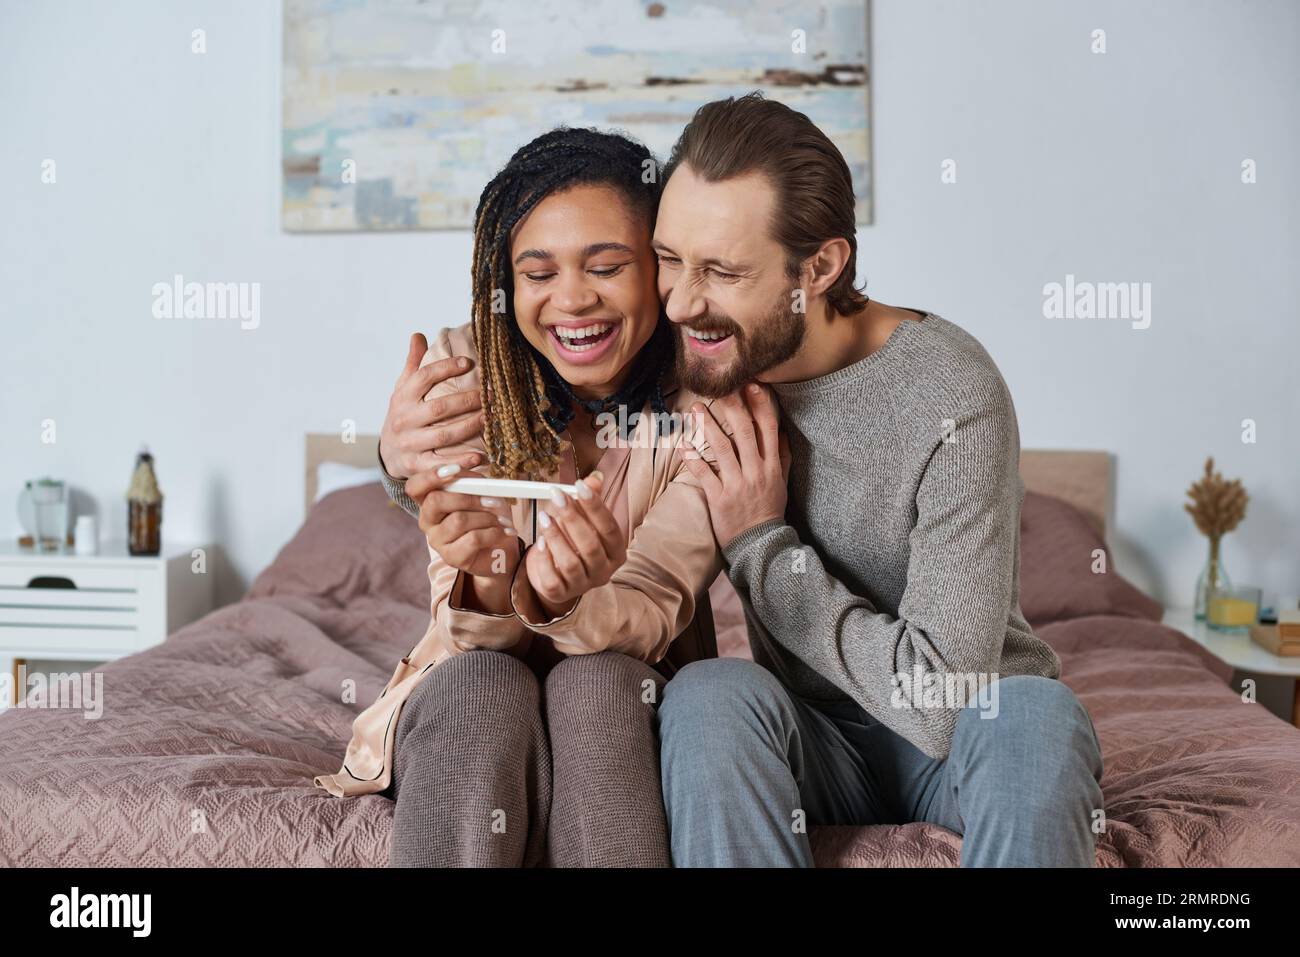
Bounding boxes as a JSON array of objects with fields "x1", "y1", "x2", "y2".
[{"x1": 509, "y1": 183, "x2": 660, "y2": 399}]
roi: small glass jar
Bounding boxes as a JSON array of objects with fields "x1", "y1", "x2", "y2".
[{"x1": 1207, "y1": 585, "x2": 1261, "y2": 632}]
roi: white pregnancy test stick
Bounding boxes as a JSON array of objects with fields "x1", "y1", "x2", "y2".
[{"x1": 444, "y1": 477, "x2": 581, "y2": 500}]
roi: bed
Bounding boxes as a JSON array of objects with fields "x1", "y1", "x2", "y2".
[{"x1": 1, "y1": 438, "x2": 1297, "y2": 867}]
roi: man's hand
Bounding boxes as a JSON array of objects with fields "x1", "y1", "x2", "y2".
[
  {"x1": 379, "y1": 333, "x2": 485, "y2": 479},
  {"x1": 684, "y1": 384, "x2": 789, "y2": 549},
  {"x1": 519, "y1": 472, "x2": 626, "y2": 621}
]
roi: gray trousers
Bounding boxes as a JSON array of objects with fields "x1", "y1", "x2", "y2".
[
  {"x1": 659, "y1": 658, "x2": 1105, "y2": 867},
  {"x1": 388, "y1": 649, "x2": 669, "y2": 867}
]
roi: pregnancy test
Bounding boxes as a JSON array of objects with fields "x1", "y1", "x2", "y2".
[{"x1": 445, "y1": 477, "x2": 581, "y2": 500}]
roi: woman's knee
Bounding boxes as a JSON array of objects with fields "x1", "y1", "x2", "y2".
[
  {"x1": 399, "y1": 649, "x2": 539, "y2": 738},
  {"x1": 542, "y1": 653, "x2": 671, "y2": 867},
  {"x1": 544, "y1": 651, "x2": 663, "y2": 717},
  {"x1": 390, "y1": 650, "x2": 550, "y2": 866}
]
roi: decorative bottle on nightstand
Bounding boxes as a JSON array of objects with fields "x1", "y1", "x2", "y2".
[{"x1": 127, "y1": 447, "x2": 163, "y2": 556}]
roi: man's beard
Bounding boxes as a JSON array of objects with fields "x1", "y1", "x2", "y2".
[{"x1": 674, "y1": 293, "x2": 806, "y2": 398}]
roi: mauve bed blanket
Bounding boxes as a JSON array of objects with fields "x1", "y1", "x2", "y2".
[{"x1": 1, "y1": 484, "x2": 1297, "y2": 866}]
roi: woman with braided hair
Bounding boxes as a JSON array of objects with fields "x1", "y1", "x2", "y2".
[{"x1": 314, "y1": 128, "x2": 724, "y2": 868}]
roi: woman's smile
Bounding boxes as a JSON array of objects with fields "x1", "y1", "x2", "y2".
[{"x1": 545, "y1": 318, "x2": 623, "y2": 366}]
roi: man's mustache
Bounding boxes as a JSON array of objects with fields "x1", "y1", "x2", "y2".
[{"x1": 679, "y1": 316, "x2": 743, "y2": 340}]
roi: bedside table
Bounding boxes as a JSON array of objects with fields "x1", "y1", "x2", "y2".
[
  {"x1": 1162, "y1": 606, "x2": 1300, "y2": 728},
  {"x1": 0, "y1": 541, "x2": 214, "y2": 709}
]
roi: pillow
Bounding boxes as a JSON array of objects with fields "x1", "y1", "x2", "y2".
[
  {"x1": 315, "y1": 461, "x2": 384, "y2": 502},
  {"x1": 1017, "y1": 490, "x2": 1161, "y2": 629},
  {"x1": 247, "y1": 483, "x2": 430, "y2": 609}
]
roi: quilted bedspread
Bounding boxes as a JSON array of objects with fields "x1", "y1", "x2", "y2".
[{"x1": 2, "y1": 484, "x2": 1298, "y2": 866}]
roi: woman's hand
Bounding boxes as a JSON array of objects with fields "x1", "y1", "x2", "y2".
[
  {"x1": 522, "y1": 472, "x2": 626, "y2": 620},
  {"x1": 406, "y1": 463, "x2": 520, "y2": 612}
]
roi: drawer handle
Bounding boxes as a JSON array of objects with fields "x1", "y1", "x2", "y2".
[{"x1": 26, "y1": 575, "x2": 77, "y2": 590}]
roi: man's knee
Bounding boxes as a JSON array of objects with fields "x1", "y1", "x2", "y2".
[
  {"x1": 986, "y1": 674, "x2": 1092, "y2": 729},
  {"x1": 660, "y1": 658, "x2": 791, "y2": 746},
  {"x1": 957, "y1": 675, "x2": 1102, "y2": 772}
]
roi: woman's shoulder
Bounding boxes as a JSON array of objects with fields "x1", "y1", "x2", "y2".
[
  {"x1": 416, "y1": 322, "x2": 481, "y2": 393},
  {"x1": 418, "y1": 322, "x2": 476, "y2": 364}
]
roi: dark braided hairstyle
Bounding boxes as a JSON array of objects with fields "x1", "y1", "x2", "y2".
[{"x1": 470, "y1": 127, "x2": 673, "y2": 480}]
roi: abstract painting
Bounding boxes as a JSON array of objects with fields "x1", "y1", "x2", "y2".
[{"x1": 282, "y1": 0, "x2": 872, "y2": 231}]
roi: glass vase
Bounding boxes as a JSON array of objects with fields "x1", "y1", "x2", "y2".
[{"x1": 1194, "y1": 538, "x2": 1231, "y2": 620}]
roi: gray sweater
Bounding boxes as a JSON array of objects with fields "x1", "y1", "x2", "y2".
[
  {"x1": 379, "y1": 449, "x2": 420, "y2": 518},
  {"x1": 723, "y1": 311, "x2": 1060, "y2": 760}
]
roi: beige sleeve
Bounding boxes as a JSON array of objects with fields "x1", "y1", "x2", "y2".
[
  {"x1": 412, "y1": 328, "x2": 529, "y2": 657},
  {"x1": 509, "y1": 446, "x2": 723, "y2": 664},
  {"x1": 425, "y1": 543, "x2": 532, "y2": 657}
]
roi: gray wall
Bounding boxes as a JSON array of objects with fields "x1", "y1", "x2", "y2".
[{"x1": 2, "y1": 0, "x2": 1297, "y2": 609}]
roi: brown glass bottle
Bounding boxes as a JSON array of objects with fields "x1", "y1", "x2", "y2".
[{"x1": 126, "y1": 448, "x2": 163, "y2": 556}]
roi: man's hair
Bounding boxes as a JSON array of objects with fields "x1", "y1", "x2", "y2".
[{"x1": 663, "y1": 92, "x2": 868, "y2": 316}]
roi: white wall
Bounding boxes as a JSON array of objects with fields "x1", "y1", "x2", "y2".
[{"x1": 2, "y1": 0, "x2": 1297, "y2": 608}]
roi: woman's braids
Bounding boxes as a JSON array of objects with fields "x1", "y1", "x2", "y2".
[{"x1": 469, "y1": 127, "x2": 668, "y2": 480}]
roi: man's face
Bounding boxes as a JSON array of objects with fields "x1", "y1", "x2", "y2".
[{"x1": 652, "y1": 165, "x2": 805, "y2": 397}]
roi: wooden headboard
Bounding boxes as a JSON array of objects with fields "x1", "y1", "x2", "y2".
[
  {"x1": 1019, "y1": 449, "x2": 1112, "y2": 538},
  {"x1": 305, "y1": 434, "x2": 1113, "y2": 537},
  {"x1": 304, "y1": 433, "x2": 388, "y2": 515}
]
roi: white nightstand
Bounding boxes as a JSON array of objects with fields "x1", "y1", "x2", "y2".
[
  {"x1": 1162, "y1": 606, "x2": 1300, "y2": 727},
  {"x1": 0, "y1": 541, "x2": 214, "y2": 709}
]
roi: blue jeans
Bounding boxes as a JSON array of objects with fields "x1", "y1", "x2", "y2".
[{"x1": 658, "y1": 658, "x2": 1104, "y2": 867}]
